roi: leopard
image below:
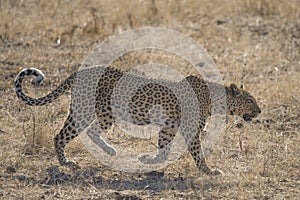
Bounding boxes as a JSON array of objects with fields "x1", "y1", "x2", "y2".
[{"x1": 14, "y1": 66, "x2": 261, "y2": 175}]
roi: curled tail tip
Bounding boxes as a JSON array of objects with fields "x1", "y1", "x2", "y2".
[
  {"x1": 15, "y1": 67, "x2": 72, "y2": 106},
  {"x1": 31, "y1": 74, "x2": 45, "y2": 85},
  {"x1": 17, "y1": 68, "x2": 45, "y2": 85},
  {"x1": 19, "y1": 68, "x2": 45, "y2": 76}
]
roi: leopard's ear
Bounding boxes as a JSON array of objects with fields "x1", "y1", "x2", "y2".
[
  {"x1": 240, "y1": 83, "x2": 244, "y2": 90},
  {"x1": 229, "y1": 84, "x2": 241, "y2": 96}
]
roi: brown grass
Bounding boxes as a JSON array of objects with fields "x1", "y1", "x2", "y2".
[{"x1": 0, "y1": 0, "x2": 299, "y2": 199}]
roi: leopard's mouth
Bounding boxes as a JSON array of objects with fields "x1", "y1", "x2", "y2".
[{"x1": 243, "y1": 114, "x2": 254, "y2": 121}]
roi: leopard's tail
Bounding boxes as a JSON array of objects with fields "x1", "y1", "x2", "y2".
[{"x1": 14, "y1": 68, "x2": 75, "y2": 106}]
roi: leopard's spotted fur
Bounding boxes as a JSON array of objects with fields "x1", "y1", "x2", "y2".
[{"x1": 14, "y1": 66, "x2": 261, "y2": 175}]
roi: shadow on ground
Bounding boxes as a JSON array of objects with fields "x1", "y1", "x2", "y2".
[{"x1": 8, "y1": 166, "x2": 194, "y2": 192}]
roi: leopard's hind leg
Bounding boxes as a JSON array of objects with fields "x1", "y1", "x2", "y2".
[
  {"x1": 54, "y1": 111, "x2": 117, "y2": 169},
  {"x1": 54, "y1": 113, "x2": 80, "y2": 169},
  {"x1": 84, "y1": 119, "x2": 116, "y2": 156}
]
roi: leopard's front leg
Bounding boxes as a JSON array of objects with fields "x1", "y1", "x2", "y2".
[
  {"x1": 138, "y1": 127, "x2": 177, "y2": 164},
  {"x1": 186, "y1": 130, "x2": 222, "y2": 175}
]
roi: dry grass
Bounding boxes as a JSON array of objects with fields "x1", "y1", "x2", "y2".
[{"x1": 0, "y1": 0, "x2": 299, "y2": 199}]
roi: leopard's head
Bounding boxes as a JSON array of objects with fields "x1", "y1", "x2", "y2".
[{"x1": 226, "y1": 84, "x2": 261, "y2": 121}]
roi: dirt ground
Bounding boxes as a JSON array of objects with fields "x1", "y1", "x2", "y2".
[{"x1": 0, "y1": 0, "x2": 300, "y2": 199}]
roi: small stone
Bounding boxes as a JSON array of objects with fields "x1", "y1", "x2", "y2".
[{"x1": 6, "y1": 166, "x2": 16, "y2": 174}]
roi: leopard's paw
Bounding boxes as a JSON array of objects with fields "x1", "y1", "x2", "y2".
[
  {"x1": 138, "y1": 154, "x2": 166, "y2": 164},
  {"x1": 64, "y1": 160, "x2": 80, "y2": 170}
]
